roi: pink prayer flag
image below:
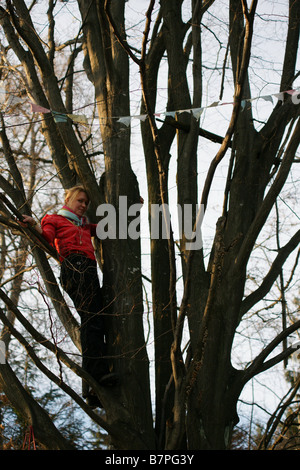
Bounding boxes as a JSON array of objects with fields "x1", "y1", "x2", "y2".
[{"x1": 30, "y1": 102, "x2": 50, "y2": 113}]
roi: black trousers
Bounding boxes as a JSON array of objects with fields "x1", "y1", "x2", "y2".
[{"x1": 60, "y1": 254, "x2": 109, "y2": 391}]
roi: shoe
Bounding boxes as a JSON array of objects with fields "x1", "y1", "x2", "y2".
[
  {"x1": 98, "y1": 372, "x2": 119, "y2": 387},
  {"x1": 86, "y1": 393, "x2": 103, "y2": 409}
]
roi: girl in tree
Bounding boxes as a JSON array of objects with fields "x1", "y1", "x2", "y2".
[{"x1": 22, "y1": 185, "x2": 118, "y2": 408}]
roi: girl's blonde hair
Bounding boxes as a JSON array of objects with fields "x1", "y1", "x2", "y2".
[{"x1": 64, "y1": 185, "x2": 90, "y2": 204}]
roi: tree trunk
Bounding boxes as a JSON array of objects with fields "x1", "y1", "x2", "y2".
[{"x1": 78, "y1": 0, "x2": 155, "y2": 449}]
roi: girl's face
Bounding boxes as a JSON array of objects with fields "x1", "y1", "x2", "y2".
[{"x1": 67, "y1": 191, "x2": 89, "y2": 217}]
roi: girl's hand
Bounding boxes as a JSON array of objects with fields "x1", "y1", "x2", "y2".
[
  {"x1": 19, "y1": 215, "x2": 36, "y2": 227},
  {"x1": 18, "y1": 215, "x2": 42, "y2": 234}
]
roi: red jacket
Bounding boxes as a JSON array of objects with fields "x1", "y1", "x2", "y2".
[{"x1": 41, "y1": 213, "x2": 97, "y2": 261}]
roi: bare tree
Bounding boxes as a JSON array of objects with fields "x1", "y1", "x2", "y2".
[{"x1": 0, "y1": 0, "x2": 299, "y2": 450}]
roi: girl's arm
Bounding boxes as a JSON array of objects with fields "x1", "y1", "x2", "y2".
[{"x1": 20, "y1": 215, "x2": 43, "y2": 234}]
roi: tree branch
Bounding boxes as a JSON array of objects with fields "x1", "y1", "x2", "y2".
[
  {"x1": 155, "y1": 116, "x2": 233, "y2": 147},
  {"x1": 0, "y1": 361, "x2": 74, "y2": 450},
  {"x1": 200, "y1": 0, "x2": 258, "y2": 211},
  {"x1": 257, "y1": 375, "x2": 300, "y2": 450},
  {"x1": 241, "y1": 319, "x2": 300, "y2": 383},
  {"x1": 0, "y1": 303, "x2": 113, "y2": 436},
  {"x1": 236, "y1": 118, "x2": 300, "y2": 271},
  {"x1": 280, "y1": 0, "x2": 300, "y2": 91},
  {"x1": 240, "y1": 230, "x2": 300, "y2": 319},
  {"x1": 0, "y1": 192, "x2": 59, "y2": 260},
  {"x1": 104, "y1": 0, "x2": 141, "y2": 66}
]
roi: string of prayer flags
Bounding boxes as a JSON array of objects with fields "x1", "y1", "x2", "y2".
[
  {"x1": 29, "y1": 101, "x2": 89, "y2": 126},
  {"x1": 261, "y1": 95, "x2": 274, "y2": 104},
  {"x1": 134, "y1": 114, "x2": 148, "y2": 122},
  {"x1": 52, "y1": 111, "x2": 68, "y2": 123},
  {"x1": 208, "y1": 101, "x2": 219, "y2": 107},
  {"x1": 115, "y1": 87, "x2": 300, "y2": 126},
  {"x1": 22, "y1": 85, "x2": 300, "y2": 127},
  {"x1": 164, "y1": 111, "x2": 176, "y2": 118},
  {"x1": 67, "y1": 114, "x2": 89, "y2": 125},
  {"x1": 191, "y1": 108, "x2": 204, "y2": 120},
  {"x1": 30, "y1": 102, "x2": 50, "y2": 114},
  {"x1": 274, "y1": 92, "x2": 285, "y2": 102},
  {"x1": 117, "y1": 116, "x2": 132, "y2": 127}
]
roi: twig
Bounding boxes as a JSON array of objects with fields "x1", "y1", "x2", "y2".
[{"x1": 0, "y1": 193, "x2": 59, "y2": 260}]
